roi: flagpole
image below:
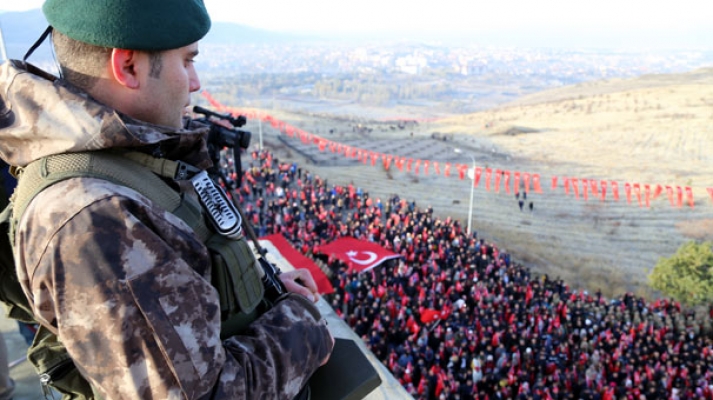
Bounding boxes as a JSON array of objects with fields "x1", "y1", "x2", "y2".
[
  {"x1": 0, "y1": 22, "x2": 8, "y2": 62},
  {"x1": 454, "y1": 148, "x2": 475, "y2": 236}
]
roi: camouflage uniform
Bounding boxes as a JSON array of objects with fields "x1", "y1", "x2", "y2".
[{"x1": 0, "y1": 61, "x2": 332, "y2": 399}]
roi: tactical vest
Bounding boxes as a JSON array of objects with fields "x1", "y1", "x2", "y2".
[{"x1": 4, "y1": 150, "x2": 267, "y2": 399}]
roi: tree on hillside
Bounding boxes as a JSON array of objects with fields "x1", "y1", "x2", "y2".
[{"x1": 648, "y1": 241, "x2": 713, "y2": 306}]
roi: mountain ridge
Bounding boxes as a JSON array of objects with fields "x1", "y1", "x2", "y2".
[{"x1": 0, "y1": 9, "x2": 308, "y2": 61}]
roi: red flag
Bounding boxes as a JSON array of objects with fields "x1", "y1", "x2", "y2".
[
  {"x1": 685, "y1": 186, "x2": 694, "y2": 208},
  {"x1": 318, "y1": 237, "x2": 400, "y2": 273},
  {"x1": 494, "y1": 170, "x2": 502, "y2": 193},
  {"x1": 260, "y1": 234, "x2": 334, "y2": 294},
  {"x1": 421, "y1": 308, "x2": 441, "y2": 324},
  {"x1": 611, "y1": 181, "x2": 619, "y2": 201},
  {"x1": 433, "y1": 161, "x2": 440, "y2": 175},
  {"x1": 394, "y1": 158, "x2": 402, "y2": 171},
  {"x1": 676, "y1": 186, "x2": 683, "y2": 208},
  {"x1": 563, "y1": 178, "x2": 570, "y2": 195},
  {"x1": 457, "y1": 164, "x2": 466, "y2": 180},
  {"x1": 532, "y1": 174, "x2": 543, "y2": 193},
  {"x1": 485, "y1": 168, "x2": 492, "y2": 191},
  {"x1": 444, "y1": 163, "x2": 451, "y2": 177},
  {"x1": 582, "y1": 179, "x2": 589, "y2": 201},
  {"x1": 708, "y1": 188, "x2": 713, "y2": 204},
  {"x1": 423, "y1": 160, "x2": 430, "y2": 176},
  {"x1": 589, "y1": 179, "x2": 598, "y2": 196},
  {"x1": 625, "y1": 183, "x2": 632, "y2": 204},
  {"x1": 504, "y1": 171, "x2": 511, "y2": 193},
  {"x1": 475, "y1": 167, "x2": 483, "y2": 188},
  {"x1": 551, "y1": 176, "x2": 558, "y2": 191},
  {"x1": 514, "y1": 172, "x2": 521, "y2": 194},
  {"x1": 666, "y1": 185, "x2": 674, "y2": 206},
  {"x1": 633, "y1": 183, "x2": 642, "y2": 207},
  {"x1": 523, "y1": 173, "x2": 531, "y2": 193},
  {"x1": 572, "y1": 178, "x2": 580, "y2": 199},
  {"x1": 653, "y1": 184, "x2": 663, "y2": 199},
  {"x1": 383, "y1": 156, "x2": 392, "y2": 170},
  {"x1": 600, "y1": 180, "x2": 607, "y2": 202},
  {"x1": 644, "y1": 184, "x2": 651, "y2": 208}
]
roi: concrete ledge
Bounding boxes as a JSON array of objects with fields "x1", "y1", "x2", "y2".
[{"x1": 314, "y1": 297, "x2": 413, "y2": 400}]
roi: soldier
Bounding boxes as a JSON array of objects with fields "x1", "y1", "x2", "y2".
[{"x1": 0, "y1": 0, "x2": 333, "y2": 398}]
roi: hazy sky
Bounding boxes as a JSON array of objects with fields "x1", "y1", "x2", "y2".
[{"x1": 3, "y1": 0, "x2": 711, "y2": 48}]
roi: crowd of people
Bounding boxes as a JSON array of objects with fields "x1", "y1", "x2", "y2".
[{"x1": 231, "y1": 148, "x2": 713, "y2": 400}]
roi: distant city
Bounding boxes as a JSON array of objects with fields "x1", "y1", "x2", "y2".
[
  {"x1": 201, "y1": 41, "x2": 713, "y2": 79},
  {"x1": 199, "y1": 41, "x2": 713, "y2": 116},
  {"x1": 3, "y1": 8, "x2": 713, "y2": 116}
]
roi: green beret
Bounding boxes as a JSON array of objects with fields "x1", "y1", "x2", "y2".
[{"x1": 43, "y1": 0, "x2": 211, "y2": 51}]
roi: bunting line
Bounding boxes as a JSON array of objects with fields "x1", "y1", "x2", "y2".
[{"x1": 202, "y1": 91, "x2": 708, "y2": 210}]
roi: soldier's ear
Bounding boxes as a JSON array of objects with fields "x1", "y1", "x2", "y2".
[{"x1": 110, "y1": 48, "x2": 140, "y2": 89}]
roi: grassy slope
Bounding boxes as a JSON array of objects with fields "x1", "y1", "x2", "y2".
[{"x1": 240, "y1": 67, "x2": 713, "y2": 299}]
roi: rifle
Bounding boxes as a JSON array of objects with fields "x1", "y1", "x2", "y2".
[
  {"x1": 193, "y1": 107, "x2": 382, "y2": 400},
  {"x1": 192, "y1": 106, "x2": 286, "y2": 301}
]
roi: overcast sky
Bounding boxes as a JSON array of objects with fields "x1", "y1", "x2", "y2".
[{"x1": 3, "y1": 0, "x2": 711, "y2": 48}]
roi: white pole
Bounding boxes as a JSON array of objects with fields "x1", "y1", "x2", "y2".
[
  {"x1": 467, "y1": 155, "x2": 475, "y2": 236},
  {"x1": 454, "y1": 148, "x2": 475, "y2": 236},
  {"x1": 0, "y1": 22, "x2": 8, "y2": 62}
]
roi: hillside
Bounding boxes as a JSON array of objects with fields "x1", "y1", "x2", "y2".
[{"x1": 236, "y1": 67, "x2": 713, "y2": 298}]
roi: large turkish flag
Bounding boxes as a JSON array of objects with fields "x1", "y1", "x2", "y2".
[
  {"x1": 318, "y1": 237, "x2": 401, "y2": 273},
  {"x1": 259, "y1": 234, "x2": 333, "y2": 294}
]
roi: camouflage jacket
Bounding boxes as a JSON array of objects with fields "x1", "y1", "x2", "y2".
[{"x1": 0, "y1": 61, "x2": 332, "y2": 399}]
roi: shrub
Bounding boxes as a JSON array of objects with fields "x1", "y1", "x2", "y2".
[{"x1": 648, "y1": 241, "x2": 713, "y2": 306}]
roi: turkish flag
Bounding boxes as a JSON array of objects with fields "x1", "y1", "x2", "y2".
[
  {"x1": 633, "y1": 183, "x2": 642, "y2": 207},
  {"x1": 420, "y1": 308, "x2": 441, "y2": 324},
  {"x1": 318, "y1": 237, "x2": 401, "y2": 273},
  {"x1": 458, "y1": 164, "x2": 466, "y2": 180},
  {"x1": 600, "y1": 180, "x2": 607, "y2": 202},
  {"x1": 259, "y1": 234, "x2": 334, "y2": 294},
  {"x1": 474, "y1": 167, "x2": 482, "y2": 187},
  {"x1": 572, "y1": 178, "x2": 580, "y2": 199},
  {"x1": 532, "y1": 174, "x2": 543, "y2": 193}
]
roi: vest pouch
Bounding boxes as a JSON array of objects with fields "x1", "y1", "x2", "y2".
[
  {"x1": 26, "y1": 326, "x2": 97, "y2": 399},
  {"x1": 207, "y1": 234, "x2": 265, "y2": 337}
]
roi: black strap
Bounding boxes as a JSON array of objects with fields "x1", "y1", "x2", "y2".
[{"x1": 23, "y1": 26, "x2": 53, "y2": 62}]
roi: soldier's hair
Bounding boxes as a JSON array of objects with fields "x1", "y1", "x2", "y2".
[
  {"x1": 52, "y1": 30, "x2": 164, "y2": 91},
  {"x1": 52, "y1": 30, "x2": 110, "y2": 91}
]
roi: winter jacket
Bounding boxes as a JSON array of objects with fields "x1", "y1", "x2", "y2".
[{"x1": 0, "y1": 60, "x2": 332, "y2": 399}]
